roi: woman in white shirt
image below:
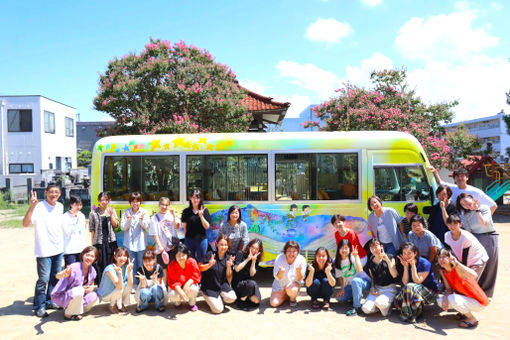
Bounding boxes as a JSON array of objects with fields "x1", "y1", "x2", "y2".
[
  {"x1": 270, "y1": 240, "x2": 306, "y2": 308},
  {"x1": 63, "y1": 196, "x2": 88, "y2": 266}
]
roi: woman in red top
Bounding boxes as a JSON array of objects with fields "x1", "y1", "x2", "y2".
[
  {"x1": 332, "y1": 214, "x2": 367, "y2": 265},
  {"x1": 437, "y1": 248, "x2": 489, "y2": 328},
  {"x1": 167, "y1": 244, "x2": 202, "y2": 311}
]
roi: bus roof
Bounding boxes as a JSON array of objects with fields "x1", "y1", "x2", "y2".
[{"x1": 92, "y1": 131, "x2": 426, "y2": 155}]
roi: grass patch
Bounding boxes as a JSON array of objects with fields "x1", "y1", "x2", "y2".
[{"x1": 0, "y1": 218, "x2": 23, "y2": 228}]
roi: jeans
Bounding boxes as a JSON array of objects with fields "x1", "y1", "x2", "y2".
[
  {"x1": 382, "y1": 242, "x2": 396, "y2": 256},
  {"x1": 128, "y1": 250, "x2": 145, "y2": 285},
  {"x1": 64, "y1": 253, "x2": 80, "y2": 266},
  {"x1": 184, "y1": 238, "x2": 208, "y2": 263},
  {"x1": 306, "y1": 277, "x2": 334, "y2": 302},
  {"x1": 34, "y1": 253, "x2": 63, "y2": 310},
  {"x1": 336, "y1": 276, "x2": 371, "y2": 308},
  {"x1": 139, "y1": 285, "x2": 164, "y2": 310}
]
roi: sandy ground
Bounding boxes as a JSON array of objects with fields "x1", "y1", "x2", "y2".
[{"x1": 0, "y1": 215, "x2": 509, "y2": 340}]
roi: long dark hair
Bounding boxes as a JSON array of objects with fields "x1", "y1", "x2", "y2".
[
  {"x1": 312, "y1": 247, "x2": 332, "y2": 271},
  {"x1": 334, "y1": 239, "x2": 353, "y2": 270},
  {"x1": 243, "y1": 239, "x2": 264, "y2": 261}
]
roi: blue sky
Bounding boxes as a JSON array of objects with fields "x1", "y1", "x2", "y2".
[{"x1": 1, "y1": 0, "x2": 508, "y2": 122}]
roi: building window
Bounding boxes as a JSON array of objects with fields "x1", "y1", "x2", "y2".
[
  {"x1": 65, "y1": 117, "x2": 74, "y2": 137},
  {"x1": 9, "y1": 163, "x2": 34, "y2": 174},
  {"x1": 7, "y1": 110, "x2": 32, "y2": 132},
  {"x1": 44, "y1": 111, "x2": 55, "y2": 134}
]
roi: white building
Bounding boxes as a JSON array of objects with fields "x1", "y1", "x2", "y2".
[
  {"x1": 444, "y1": 109, "x2": 510, "y2": 163},
  {"x1": 0, "y1": 95, "x2": 77, "y2": 193}
]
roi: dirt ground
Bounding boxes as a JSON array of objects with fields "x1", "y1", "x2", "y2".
[{"x1": 0, "y1": 214, "x2": 508, "y2": 340}]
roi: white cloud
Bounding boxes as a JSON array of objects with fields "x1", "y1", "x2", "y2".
[
  {"x1": 407, "y1": 55, "x2": 510, "y2": 122},
  {"x1": 305, "y1": 18, "x2": 353, "y2": 44},
  {"x1": 273, "y1": 94, "x2": 311, "y2": 118},
  {"x1": 395, "y1": 10, "x2": 499, "y2": 62},
  {"x1": 345, "y1": 52, "x2": 394, "y2": 87},
  {"x1": 277, "y1": 60, "x2": 342, "y2": 100},
  {"x1": 239, "y1": 80, "x2": 266, "y2": 95},
  {"x1": 360, "y1": 0, "x2": 382, "y2": 7}
]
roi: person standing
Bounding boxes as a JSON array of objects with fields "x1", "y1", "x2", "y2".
[
  {"x1": 219, "y1": 205, "x2": 249, "y2": 253},
  {"x1": 428, "y1": 185, "x2": 457, "y2": 243},
  {"x1": 62, "y1": 195, "x2": 87, "y2": 266},
  {"x1": 89, "y1": 192, "x2": 119, "y2": 285},
  {"x1": 181, "y1": 190, "x2": 212, "y2": 263},
  {"x1": 367, "y1": 195, "x2": 405, "y2": 256},
  {"x1": 23, "y1": 186, "x2": 64, "y2": 317}
]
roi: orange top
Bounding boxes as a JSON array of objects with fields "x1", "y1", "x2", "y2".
[{"x1": 442, "y1": 267, "x2": 489, "y2": 306}]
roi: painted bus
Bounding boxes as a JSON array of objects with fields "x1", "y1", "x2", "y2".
[{"x1": 90, "y1": 131, "x2": 438, "y2": 265}]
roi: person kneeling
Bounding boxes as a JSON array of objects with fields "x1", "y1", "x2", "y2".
[
  {"x1": 135, "y1": 250, "x2": 166, "y2": 313},
  {"x1": 167, "y1": 244, "x2": 201, "y2": 312},
  {"x1": 436, "y1": 248, "x2": 489, "y2": 328}
]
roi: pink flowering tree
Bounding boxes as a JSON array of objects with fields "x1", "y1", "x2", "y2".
[
  {"x1": 93, "y1": 38, "x2": 251, "y2": 135},
  {"x1": 306, "y1": 69, "x2": 481, "y2": 169}
]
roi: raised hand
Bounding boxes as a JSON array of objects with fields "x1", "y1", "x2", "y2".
[
  {"x1": 397, "y1": 255, "x2": 409, "y2": 268},
  {"x1": 150, "y1": 270, "x2": 159, "y2": 282},
  {"x1": 381, "y1": 248, "x2": 389, "y2": 262},
  {"x1": 227, "y1": 255, "x2": 236, "y2": 267},
  {"x1": 198, "y1": 206, "x2": 205, "y2": 216},
  {"x1": 139, "y1": 212, "x2": 145, "y2": 221},
  {"x1": 248, "y1": 252, "x2": 259, "y2": 262},
  {"x1": 325, "y1": 263, "x2": 333, "y2": 273},
  {"x1": 125, "y1": 210, "x2": 132, "y2": 219},
  {"x1": 62, "y1": 265, "x2": 72, "y2": 278},
  {"x1": 352, "y1": 245, "x2": 359, "y2": 257},
  {"x1": 114, "y1": 264, "x2": 123, "y2": 276},
  {"x1": 278, "y1": 266, "x2": 286, "y2": 275},
  {"x1": 308, "y1": 263, "x2": 315, "y2": 273},
  {"x1": 473, "y1": 200, "x2": 481, "y2": 211},
  {"x1": 127, "y1": 258, "x2": 135, "y2": 272},
  {"x1": 29, "y1": 190, "x2": 38, "y2": 208},
  {"x1": 439, "y1": 200, "x2": 445, "y2": 209},
  {"x1": 135, "y1": 272, "x2": 146, "y2": 281},
  {"x1": 209, "y1": 253, "x2": 216, "y2": 266}
]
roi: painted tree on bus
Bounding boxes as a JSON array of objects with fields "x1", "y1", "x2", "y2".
[
  {"x1": 93, "y1": 38, "x2": 252, "y2": 135},
  {"x1": 305, "y1": 69, "x2": 480, "y2": 169}
]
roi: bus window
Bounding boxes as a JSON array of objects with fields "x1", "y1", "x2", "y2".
[
  {"x1": 103, "y1": 155, "x2": 179, "y2": 201},
  {"x1": 186, "y1": 154, "x2": 268, "y2": 201},
  {"x1": 374, "y1": 165, "x2": 431, "y2": 202},
  {"x1": 275, "y1": 153, "x2": 358, "y2": 200},
  {"x1": 142, "y1": 156, "x2": 179, "y2": 201}
]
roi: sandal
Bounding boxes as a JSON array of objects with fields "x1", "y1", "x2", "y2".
[
  {"x1": 311, "y1": 301, "x2": 320, "y2": 309},
  {"x1": 108, "y1": 305, "x2": 119, "y2": 314},
  {"x1": 135, "y1": 306, "x2": 143, "y2": 313},
  {"x1": 459, "y1": 320, "x2": 479, "y2": 328},
  {"x1": 455, "y1": 312, "x2": 467, "y2": 321},
  {"x1": 158, "y1": 306, "x2": 166, "y2": 312},
  {"x1": 64, "y1": 314, "x2": 82, "y2": 321},
  {"x1": 322, "y1": 302, "x2": 330, "y2": 311}
]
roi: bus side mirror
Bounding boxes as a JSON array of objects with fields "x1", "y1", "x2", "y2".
[{"x1": 422, "y1": 206, "x2": 432, "y2": 215}]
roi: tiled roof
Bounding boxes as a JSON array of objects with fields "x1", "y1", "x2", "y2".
[{"x1": 241, "y1": 87, "x2": 290, "y2": 112}]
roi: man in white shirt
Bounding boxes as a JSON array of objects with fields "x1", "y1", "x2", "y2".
[
  {"x1": 23, "y1": 186, "x2": 64, "y2": 317},
  {"x1": 430, "y1": 167, "x2": 497, "y2": 215}
]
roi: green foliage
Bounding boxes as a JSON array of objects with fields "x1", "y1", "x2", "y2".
[
  {"x1": 94, "y1": 38, "x2": 251, "y2": 135},
  {"x1": 444, "y1": 124, "x2": 483, "y2": 167},
  {"x1": 503, "y1": 115, "x2": 510, "y2": 136},
  {"x1": 308, "y1": 68, "x2": 483, "y2": 169},
  {"x1": 77, "y1": 150, "x2": 92, "y2": 167}
]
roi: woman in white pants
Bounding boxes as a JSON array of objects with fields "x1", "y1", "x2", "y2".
[
  {"x1": 199, "y1": 234, "x2": 236, "y2": 314},
  {"x1": 51, "y1": 246, "x2": 99, "y2": 320},
  {"x1": 97, "y1": 247, "x2": 134, "y2": 314},
  {"x1": 167, "y1": 244, "x2": 202, "y2": 311},
  {"x1": 361, "y1": 239, "x2": 398, "y2": 316},
  {"x1": 437, "y1": 248, "x2": 490, "y2": 328}
]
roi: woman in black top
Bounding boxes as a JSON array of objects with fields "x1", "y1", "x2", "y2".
[
  {"x1": 181, "y1": 190, "x2": 212, "y2": 263},
  {"x1": 361, "y1": 239, "x2": 398, "y2": 316},
  {"x1": 199, "y1": 234, "x2": 237, "y2": 314},
  {"x1": 428, "y1": 185, "x2": 457, "y2": 243},
  {"x1": 233, "y1": 239, "x2": 264, "y2": 310}
]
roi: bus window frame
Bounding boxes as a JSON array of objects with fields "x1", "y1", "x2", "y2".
[{"x1": 373, "y1": 163, "x2": 432, "y2": 203}]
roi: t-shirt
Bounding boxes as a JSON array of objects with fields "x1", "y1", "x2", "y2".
[
  {"x1": 233, "y1": 251, "x2": 259, "y2": 284},
  {"x1": 462, "y1": 205, "x2": 496, "y2": 234},
  {"x1": 149, "y1": 212, "x2": 180, "y2": 252},
  {"x1": 200, "y1": 250, "x2": 232, "y2": 297},
  {"x1": 136, "y1": 263, "x2": 164, "y2": 281},
  {"x1": 181, "y1": 207, "x2": 212, "y2": 240},
  {"x1": 363, "y1": 255, "x2": 396, "y2": 287},
  {"x1": 97, "y1": 264, "x2": 129, "y2": 297},
  {"x1": 31, "y1": 200, "x2": 64, "y2": 257},
  {"x1": 305, "y1": 265, "x2": 334, "y2": 286},
  {"x1": 398, "y1": 257, "x2": 439, "y2": 292},
  {"x1": 442, "y1": 267, "x2": 489, "y2": 306},
  {"x1": 219, "y1": 221, "x2": 249, "y2": 252},
  {"x1": 445, "y1": 182, "x2": 496, "y2": 209},
  {"x1": 407, "y1": 230, "x2": 443, "y2": 258},
  {"x1": 62, "y1": 211, "x2": 87, "y2": 255},
  {"x1": 444, "y1": 230, "x2": 488, "y2": 267},
  {"x1": 334, "y1": 229, "x2": 367, "y2": 258},
  {"x1": 272, "y1": 253, "x2": 307, "y2": 291},
  {"x1": 428, "y1": 202, "x2": 458, "y2": 243},
  {"x1": 335, "y1": 255, "x2": 357, "y2": 285}
]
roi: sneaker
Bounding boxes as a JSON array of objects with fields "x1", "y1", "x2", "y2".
[
  {"x1": 190, "y1": 304, "x2": 198, "y2": 312},
  {"x1": 46, "y1": 301, "x2": 61, "y2": 310},
  {"x1": 35, "y1": 308, "x2": 49, "y2": 318},
  {"x1": 347, "y1": 307, "x2": 362, "y2": 316},
  {"x1": 289, "y1": 300, "x2": 297, "y2": 307}
]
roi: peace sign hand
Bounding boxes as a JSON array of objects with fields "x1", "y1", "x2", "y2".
[
  {"x1": 127, "y1": 258, "x2": 135, "y2": 271},
  {"x1": 352, "y1": 245, "x2": 359, "y2": 257},
  {"x1": 150, "y1": 270, "x2": 159, "y2": 282},
  {"x1": 107, "y1": 206, "x2": 115, "y2": 217},
  {"x1": 29, "y1": 191, "x2": 38, "y2": 208},
  {"x1": 209, "y1": 253, "x2": 216, "y2": 266},
  {"x1": 227, "y1": 255, "x2": 236, "y2": 267}
]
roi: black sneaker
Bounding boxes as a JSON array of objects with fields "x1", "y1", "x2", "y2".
[
  {"x1": 346, "y1": 307, "x2": 363, "y2": 316},
  {"x1": 46, "y1": 301, "x2": 62, "y2": 310},
  {"x1": 35, "y1": 308, "x2": 49, "y2": 318}
]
